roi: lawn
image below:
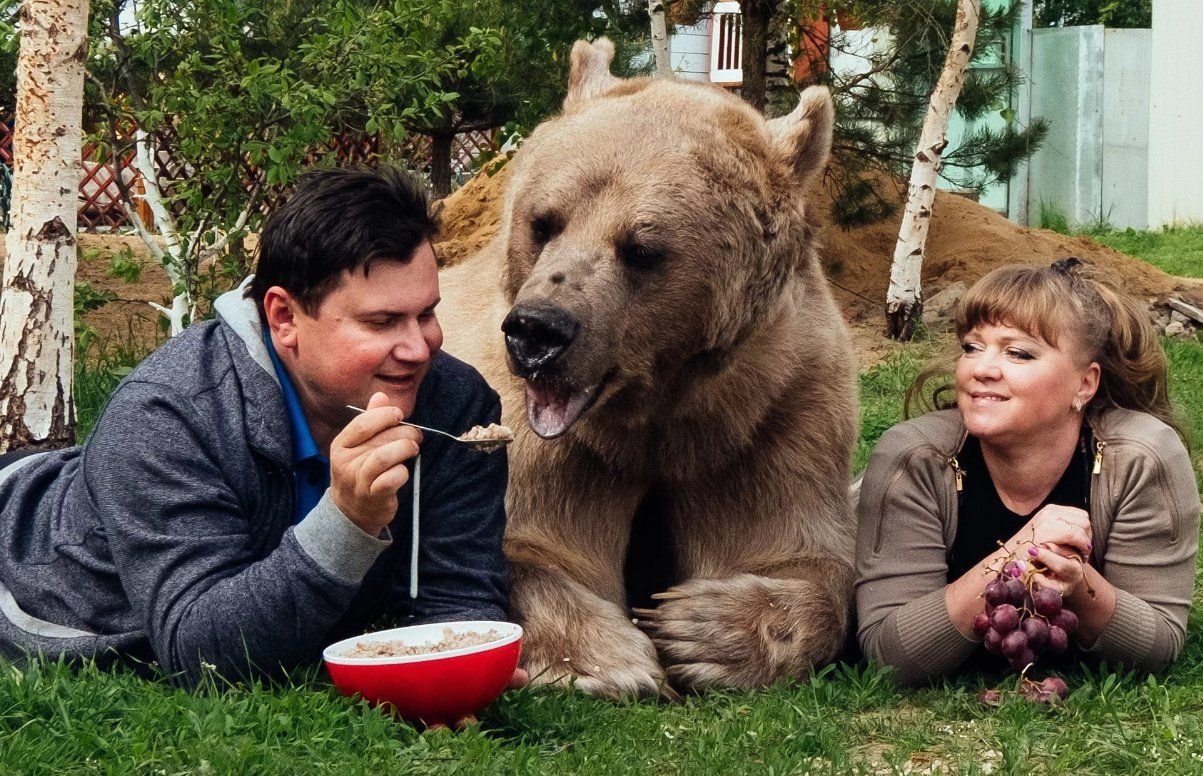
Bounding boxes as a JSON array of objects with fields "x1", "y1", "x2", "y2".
[{"x1": 2, "y1": 230, "x2": 1202, "y2": 775}]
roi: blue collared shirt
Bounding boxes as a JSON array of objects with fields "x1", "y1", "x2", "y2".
[{"x1": 263, "y1": 327, "x2": 331, "y2": 524}]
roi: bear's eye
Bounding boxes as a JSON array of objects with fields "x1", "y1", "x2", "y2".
[
  {"x1": 530, "y1": 214, "x2": 563, "y2": 246},
  {"x1": 618, "y1": 239, "x2": 666, "y2": 272}
]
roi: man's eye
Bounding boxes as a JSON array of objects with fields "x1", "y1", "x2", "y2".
[{"x1": 366, "y1": 319, "x2": 392, "y2": 329}]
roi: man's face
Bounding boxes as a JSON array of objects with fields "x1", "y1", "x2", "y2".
[{"x1": 268, "y1": 241, "x2": 443, "y2": 444}]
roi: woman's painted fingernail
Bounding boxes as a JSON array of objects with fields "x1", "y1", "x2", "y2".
[
  {"x1": 1087, "y1": 543, "x2": 1093, "y2": 553},
  {"x1": 1028, "y1": 547, "x2": 1039, "y2": 557}
]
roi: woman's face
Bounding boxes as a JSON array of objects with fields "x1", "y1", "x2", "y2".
[{"x1": 955, "y1": 322, "x2": 1100, "y2": 447}]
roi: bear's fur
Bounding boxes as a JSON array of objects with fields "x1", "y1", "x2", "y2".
[{"x1": 437, "y1": 38, "x2": 858, "y2": 698}]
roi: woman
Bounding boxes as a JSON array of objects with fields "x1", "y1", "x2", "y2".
[{"x1": 855, "y1": 259, "x2": 1201, "y2": 685}]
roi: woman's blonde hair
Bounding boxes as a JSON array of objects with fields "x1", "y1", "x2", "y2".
[{"x1": 905, "y1": 259, "x2": 1185, "y2": 442}]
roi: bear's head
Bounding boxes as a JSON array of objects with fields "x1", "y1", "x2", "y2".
[{"x1": 499, "y1": 38, "x2": 833, "y2": 439}]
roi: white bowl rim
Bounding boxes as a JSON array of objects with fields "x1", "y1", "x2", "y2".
[{"x1": 322, "y1": 620, "x2": 523, "y2": 665}]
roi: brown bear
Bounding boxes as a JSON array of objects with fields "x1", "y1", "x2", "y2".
[{"x1": 436, "y1": 38, "x2": 858, "y2": 699}]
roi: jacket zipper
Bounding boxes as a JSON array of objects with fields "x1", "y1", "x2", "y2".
[
  {"x1": 1092, "y1": 440, "x2": 1107, "y2": 475},
  {"x1": 949, "y1": 456, "x2": 964, "y2": 491},
  {"x1": 871, "y1": 436, "x2": 967, "y2": 555}
]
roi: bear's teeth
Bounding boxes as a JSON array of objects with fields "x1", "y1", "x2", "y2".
[{"x1": 525, "y1": 382, "x2": 596, "y2": 439}]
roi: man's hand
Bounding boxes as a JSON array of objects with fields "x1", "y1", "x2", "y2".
[{"x1": 329, "y1": 392, "x2": 422, "y2": 536}]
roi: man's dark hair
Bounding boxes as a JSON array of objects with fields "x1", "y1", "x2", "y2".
[{"x1": 248, "y1": 166, "x2": 437, "y2": 317}]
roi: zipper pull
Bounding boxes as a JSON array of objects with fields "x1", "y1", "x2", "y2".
[
  {"x1": 1092, "y1": 441, "x2": 1106, "y2": 475},
  {"x1": 950, "y1": 456, "x2": 963, "y2": 491}
]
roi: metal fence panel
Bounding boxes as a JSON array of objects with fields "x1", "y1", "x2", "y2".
[
  {"x1": 1029, "y1": 26, "x2": 1105, "y2": 228},
  {"x1": 1101, "y1": 28, "x2": 1151, "y2": 230}
]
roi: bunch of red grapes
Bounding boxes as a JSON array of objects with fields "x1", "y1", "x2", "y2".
[{"x1": 972, "y1": 558, "x2": 1079, "y2": 672}]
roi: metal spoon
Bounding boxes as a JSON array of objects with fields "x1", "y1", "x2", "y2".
[{"x1": 345, "y1": 405, "x2": 512, "y2": 452}]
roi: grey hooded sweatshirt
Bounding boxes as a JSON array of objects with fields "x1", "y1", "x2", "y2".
[{"x1": 0, "y1": 284, "x2": 508, "y2": 686}]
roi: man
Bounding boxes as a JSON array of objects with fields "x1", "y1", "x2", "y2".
[{"x1": 0, "y1": 167, "x2": 512, "y2": 688}]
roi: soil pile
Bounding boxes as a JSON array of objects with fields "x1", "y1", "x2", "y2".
[
  {"x1": 432, "y1": 160, "x2": 508, "y2": 268},
  {"x1": 436, "y1": 161, "x2": 1202, "y2": 308},
  {"x1": 432, "y1": 161, "x2": 1203, "y2": 367}
]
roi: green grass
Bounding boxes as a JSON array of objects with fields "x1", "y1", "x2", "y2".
[
  {"x1": 8, "y1": 230, "x2": 1202, "y2": 774},
  {"x1": 1089, "y1": 226, "x2": 1203, "y2": 279},
  {"x1": 74, "y1": 337, "x2": 147, "y2": 440}
]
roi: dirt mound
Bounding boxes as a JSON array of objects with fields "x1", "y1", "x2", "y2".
[
  {"x1": 438, "y1": 160, "x2": 1200, "y2": 301},
  {"x1": 433, "y1": 160, "x2": 1203, "y2": 367},
  {"x1": 432, "y1": 160, "x2": 509, "y2": 268}
]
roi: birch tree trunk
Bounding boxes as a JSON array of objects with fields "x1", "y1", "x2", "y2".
[
  {"x1": 648, "y1": 0, "x2": 672, "y2": 77},
  {"x1": 0, "y1": 0, "x2": 90, "y2": 452},
  {"x1": 885, "y1": 0, "x2": 980, "y2": 341}
]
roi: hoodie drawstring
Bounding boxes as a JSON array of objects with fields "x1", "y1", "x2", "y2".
[{"x1": 410, "y1": 454, "x2": 420, "y2": 604}]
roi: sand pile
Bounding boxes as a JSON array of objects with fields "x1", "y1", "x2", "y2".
[{"x1": 434, "y1": 161, "x2": 1203, "y2": 318}]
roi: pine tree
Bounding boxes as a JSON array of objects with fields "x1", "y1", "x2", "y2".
[
  {"x1": 822, "y1": 0, "x2": 1048, "y2": 227},
  {"x1": 664, "y1": 1, "x2": 1047, "y2": 227}
]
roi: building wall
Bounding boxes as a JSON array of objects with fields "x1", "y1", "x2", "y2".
[
  {"x1": 1147, "y1": 1, "x2": 1203, "y2": 228},
  {"x1": 670, "y1": 19, "x2": 713, "y2": 82}
]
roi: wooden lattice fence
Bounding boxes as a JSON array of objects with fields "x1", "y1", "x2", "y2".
[
  {"x1": 0, "y1": 124, "x2": 498, "y2": 233},
  {"x1": 0, "y1": 120, "x2": 12, "y2": 166},
  {"x1": 1, "y1": 121, "x2": 12, "y2": 230}
]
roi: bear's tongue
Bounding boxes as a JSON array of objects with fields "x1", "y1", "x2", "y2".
[{"x1": 524, "y1": 381, "x2": 595, "y2": 439}]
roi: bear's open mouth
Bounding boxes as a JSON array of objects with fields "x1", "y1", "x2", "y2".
[{"x1": 523, "y1": 371, "x2": 612, "y2": 439}]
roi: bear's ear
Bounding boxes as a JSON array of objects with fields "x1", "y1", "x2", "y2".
[
  {"x1": 765, "y1": 86, "x2": 834, "y2": 190},
  {"x1": 564, "y1": 38, "x2": 621, "y2": 111}
]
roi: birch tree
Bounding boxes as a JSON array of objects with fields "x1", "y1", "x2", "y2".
[
  {"x1": 884, "y1": 0, "x2": 980, "y2": 341},
  {"x1": 0, "y1": 0, "x2": 89, "y2": 452},
  {"x1": 648, "y1": 0, "x2": 672, "y2": 76}
]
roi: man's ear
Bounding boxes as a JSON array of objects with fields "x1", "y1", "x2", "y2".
[{"x1": 263, "y1": 286, "x2": 301, "y2": 349}]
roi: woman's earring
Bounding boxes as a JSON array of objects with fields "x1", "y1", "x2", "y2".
[{"x1": 1072, "y1": 399, "x2": 1083, "y2": 413}]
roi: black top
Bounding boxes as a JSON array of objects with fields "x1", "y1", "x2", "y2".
[{"x1": 947, "y1": 426, "x2": 1094, "y2": 582}]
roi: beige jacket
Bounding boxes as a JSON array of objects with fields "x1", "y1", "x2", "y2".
[{"x1": 855, "y1": 408, "x2": 1201, "y2": 686}]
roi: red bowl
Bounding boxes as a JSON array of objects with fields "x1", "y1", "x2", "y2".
[{"x1": 323, "y1": 620, "x2": 522, "y2": 726}]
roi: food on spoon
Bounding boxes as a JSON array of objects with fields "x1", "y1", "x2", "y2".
[{"x1": 457, "y1": 423, "x2": 515, "y2": 451}]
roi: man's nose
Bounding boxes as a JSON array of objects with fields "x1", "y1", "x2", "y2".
[{"x1": 391, "y1": 321, "x2": 432, "y2": 362}]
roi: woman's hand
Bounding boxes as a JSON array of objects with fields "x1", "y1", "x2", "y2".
[
  {"x1": 1019, "y1": 504, "x2": 1092, "y2": 560},
  {"x1": 1027, "y1": 544, "x2": 1091, "y2": 598},
  {"x1": 1015, "y1": 505, "x2": 1092, "y2": 600}
]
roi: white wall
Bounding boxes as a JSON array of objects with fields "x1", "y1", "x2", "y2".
[
  {"x1": 1147, "y1": 1, "x2": 1203, "y2": 228},
  {"x1": 670, "y1": 19, "x2": 712, "y2": 82}
]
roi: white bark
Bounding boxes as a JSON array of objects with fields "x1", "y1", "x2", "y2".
[
  {"x1": 0, "y1": 0, "x2": 90, "y2": 451},
  {"x1": 648, "y1": 0, "x2": 672, "y2": 77},
  {"x1": 885, "y1": 0, "x2": 980, "y2": 340},
  {"x1": 132, "y1": 129, "x2": 190, "y2": 336}
]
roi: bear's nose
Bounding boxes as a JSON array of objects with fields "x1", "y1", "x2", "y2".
[{"x1": 502, "y1": 304, "x2": 580, "y2": 376}]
